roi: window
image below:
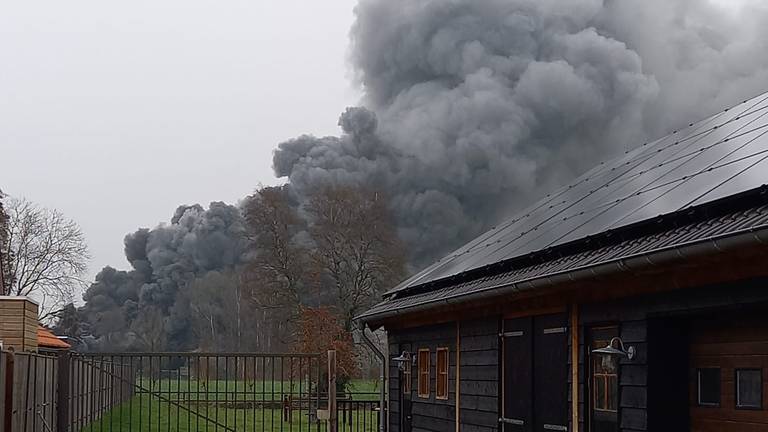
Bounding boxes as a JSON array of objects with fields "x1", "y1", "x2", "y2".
[
  {"x1": 736, "y1": 369, "x2": 762, "y2": 409},
  {"x1": 417, "y1": 349, "x2": 430, "y2": 398},
  {"x1": 402, "y1": 354, "x2": 412, "y2": 394},
  {"x1": 592, "y1": 338, "x2": 618, "y2": 412},
  {"x1": 697, "y1": 368, "x2": 721, "y2": 407},
  {"x1": 436, "y1": 348, "x2": 449, "y2": 400}
]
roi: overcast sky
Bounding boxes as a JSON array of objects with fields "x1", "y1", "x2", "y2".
[
  {"x1": 1, "y1": 0, "x2": 361, "y2": 284},
  {"x1": 0, "y1": 0, "x2": 754, "y2": 291}
]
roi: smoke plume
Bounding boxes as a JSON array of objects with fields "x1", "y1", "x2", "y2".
[
  {"x1": 81, "y1": 202, "x2": 247, "y2": 350},
  {"x1": 275, "y1": 0, "x2": 768, "y2": 268}
]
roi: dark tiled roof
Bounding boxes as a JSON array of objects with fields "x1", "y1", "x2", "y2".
[{"x1": 358, "y1": 191, "x2": 768, "y2": 322}]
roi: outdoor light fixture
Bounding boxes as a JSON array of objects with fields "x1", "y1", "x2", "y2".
[
  {"x1": 392, "y1": 351, "x2": 414, "y2": 371},
  {"x1": 592, "y1": 337, "x2": 635, "y2": 361}
]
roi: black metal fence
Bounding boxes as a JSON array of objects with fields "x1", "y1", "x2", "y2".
[{"x1": 2, "y1": 351, "x2": 381, "y2": 432}]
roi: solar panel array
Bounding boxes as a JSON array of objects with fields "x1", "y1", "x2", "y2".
[{"x1": 388, "y1": 91, "x2": 768, "y2": 295}]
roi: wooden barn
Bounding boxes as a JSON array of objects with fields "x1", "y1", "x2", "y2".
[{"x1": 357, "y1": 92, "x2": 768, "y2": 432}]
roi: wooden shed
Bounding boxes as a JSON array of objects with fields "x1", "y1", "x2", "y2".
[
  {"x1": 36, "y1": 325, "x2": 71, "y2": 353},
  {"x1": 358, "y1": 92, "x2": 768, "y2": 432},
  {"x1": 0, "y1": 296, "x2": 39, "y2": 352}
]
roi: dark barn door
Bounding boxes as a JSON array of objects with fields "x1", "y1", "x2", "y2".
[
  {"x1": 534, "y1": 314, "x2": 569, "y2": 431},
  {"x1": 502, "y1": 313, "x2": 568, "y2": 432},
  {"x1": 502, "y1": 317, "x2": 533, "y2": 431}
]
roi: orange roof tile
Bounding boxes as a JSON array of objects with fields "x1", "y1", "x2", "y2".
[{"x1": 37, "y1": 326, "x2": 71, "y2": 349}]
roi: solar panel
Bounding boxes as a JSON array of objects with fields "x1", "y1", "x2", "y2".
[{"x1": 387, "y1": 91, "x2": 768, "y2": 296}]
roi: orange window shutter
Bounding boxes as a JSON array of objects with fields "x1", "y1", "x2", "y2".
[{"x1": 418, "y1": 349, "x2": 430, "y2": 398}]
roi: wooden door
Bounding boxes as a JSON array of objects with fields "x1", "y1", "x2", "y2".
[
  {"x1": 689, "y1": 314, "x2": 768, "y2": 432},
  {"x1": 501, "y1": 313, "x2": 568, "y2": 432},
  {"x1": 502, "y1": 317, "x2": 533, "y2": 431},
  {"x1": 534, "y1": 314, "x2": 569, "y2": 432}
]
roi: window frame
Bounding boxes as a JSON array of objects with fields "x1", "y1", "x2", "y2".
[
  {"x1": 402, "y1": 354, "x2": 412, "y2": 394},
  {"x1": 417, "y1": 349, "x2": 431, "y2": 399},
  {"x1": 436, "y1": 347, "x2": 449, "y2": 400},
  {"x1": 697, "y1": 368, "x2": 721, "y2": 407},
  {"x1": 591, "y1": 338, "x2": 619, "y2": 413},
  {"x1": 735, "y1": 368, "x2": 763, "y2": 410}
]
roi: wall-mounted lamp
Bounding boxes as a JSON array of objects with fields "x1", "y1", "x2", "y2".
[
  {"x1": 392, "y1": 351, "x2": 414, "y2": 371},
  {"x1": 592, "y1": 337, "x2": 635, "y2": 361}
]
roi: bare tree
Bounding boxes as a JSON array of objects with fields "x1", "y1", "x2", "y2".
[
  {"x1": 243, "y1": 186, "x2": 309, "y2": 321},
  {"x1": 0, "y1": 190, "x2": 10, "y2": 295},
  {"x1": 130, "y1": 305, "x2": 167, "y2": 352},
  {"x1": 3, "y1": 197, "x2": 89, "y2": 316},
  {"x1": 306, "y1": 185, "x2": 406, "y2": 330},
  {"x1": 182, "y1": 270, "x2": 251, "y2": 351}
]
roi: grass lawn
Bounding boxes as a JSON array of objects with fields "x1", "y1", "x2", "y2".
[
  {"x1": 131, "y1": 379, "x2": 381, "y2": 401},
  {"x1": 75, "y1": 380, "x2": 380, "y2": 432}
]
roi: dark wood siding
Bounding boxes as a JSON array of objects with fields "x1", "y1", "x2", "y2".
[
  {"x1": 387, "y1": 317, "x2": 500, "y2": 432},
  {"x1": 689, "y1": 313, "x2": 768, "y2": 431},
  {"x1": 460, "y1": 318, "x2": 500, "y2": 432},
  {"x1": 579, "y1": 277, "x2": 768, "y2": 432},
  {"x1": 388, "y1": 322, "x2": 458, "y2": 432}
]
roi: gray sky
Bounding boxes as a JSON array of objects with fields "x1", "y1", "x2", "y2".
[{"x1": 1, "y1": 0, "x2": 361, "y2": 283}]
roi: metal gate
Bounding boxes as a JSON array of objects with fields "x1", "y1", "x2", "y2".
[{"x1": 53, "y1": 352, "x2": 379, "y2": 432}]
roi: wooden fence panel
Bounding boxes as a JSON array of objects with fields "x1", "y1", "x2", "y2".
[
  {"x1": 10, "y1": 352, "x2": 57, "y2": 432},
  {"x1": 0, "y1": 353, "x2": 135, "y2": 432},
  {"x1": 0, "y1": 351, "x2": 7, "y2": 432}
]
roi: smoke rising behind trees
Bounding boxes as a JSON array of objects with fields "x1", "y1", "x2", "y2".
[
  {"x1": 77, "y1": 202, "x2": 248, "y2": 351},
  {"x1": 68, "y1": 0, "x2": 768, "y2": 351},
  {"x1": 275, "y1": 0, "x2": 768, "y2": 268},
  {"x1": 74, "y1": 186, "x2": 405, "y2": 352}
]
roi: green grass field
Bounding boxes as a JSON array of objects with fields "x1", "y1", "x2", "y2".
[
  {"x1": 75, "y1": 380, "x2": 380, "y2": 432},
  {"x1": 132, "y1": 378, "x2": 379, "y2": 401}
]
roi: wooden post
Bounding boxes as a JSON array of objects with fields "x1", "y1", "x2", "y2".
[
  {"x1": 571, "y1": 304, "x2": 580, "y2": 432},
  {"x1": 3, "y1": 351, "x2": 13, "y2": 432},
  {"x1": 455, "y1": 321, "x2": 461, "y2": 432},
  {"x1": 328, "y1": 350, "x2": 337, "y2": 432},
  {"x1": 56, "y1": 352, "x2": 70, "y2": 432}
]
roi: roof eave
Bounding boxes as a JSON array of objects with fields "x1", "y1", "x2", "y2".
[{"x1": 357, "y1": 223, "x2": 768, "y2": 325}]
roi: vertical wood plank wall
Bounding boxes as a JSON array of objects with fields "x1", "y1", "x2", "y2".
[
  {"x1": 389, "y1": 322, "x2": 456, "y2": 432},
  {"x1": 387, "y1": 317, "x2": 499, "y2": 432},
  {"x1": 455, "y1": 321, "x2": 460, "y2": 432},
  {"x1": 570, "y1": 304, "x2": 580, "y2": 432},
  {"x1": 459, "y1": 318, "x2": 499, "y2": 432}
]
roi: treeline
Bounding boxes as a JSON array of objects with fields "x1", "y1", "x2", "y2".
[{"x1": 55, "y1": 184, "x2": 406, "y2": 354}]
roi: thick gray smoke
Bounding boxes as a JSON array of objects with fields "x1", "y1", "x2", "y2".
[
  {"x1": 81, "y1": 202, "x2": 247, "y2": 350},
  {"x1": 275, "y1": 0, "x2": 768, "y2": 268}
]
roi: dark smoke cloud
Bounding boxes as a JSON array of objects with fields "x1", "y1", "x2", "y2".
[
  {"x1": 81, "y1": 202, "x2": 247, "y2": 350},
  {"x1": 274, "y1": 0, "x2": 768, "y2": 268}
]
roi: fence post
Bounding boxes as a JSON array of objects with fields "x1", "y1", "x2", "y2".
[
  {"x1": 2, "y1": 351, "x2": 13, "y2": 432},
  {"x1": 56, "y1": 352, "x2": 70, "y2": 432},
  {"x1": 328, "y1": 350, "x2": 337, "y2": 432}
]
